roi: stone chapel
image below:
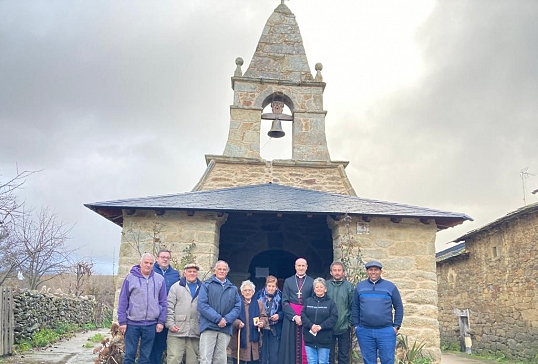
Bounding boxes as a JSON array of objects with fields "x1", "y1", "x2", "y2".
[{"x1": 86, "y1": 3, "x2": 471, "y2": 361}]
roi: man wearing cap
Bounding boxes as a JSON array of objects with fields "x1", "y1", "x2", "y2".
[
  {"x1": 166, "y1": 263, "x2": 202, "y2": 364},
  {"x1": 351, "y1": 261, "x2": 403, "y2": 364}
]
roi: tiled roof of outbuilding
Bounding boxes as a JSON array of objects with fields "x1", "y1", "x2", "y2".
[{"x1": 85, "y1": 183, "x2": 472, "y2": 228}]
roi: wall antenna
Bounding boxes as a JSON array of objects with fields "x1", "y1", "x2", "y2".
[{"x1": 519, "y1": 167, "x2": 535, "y2": 206}]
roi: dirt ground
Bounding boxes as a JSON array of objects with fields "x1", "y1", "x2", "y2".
[
  {"x1": 0, "y1": 329, "x2": 511, "y2": 364},
  {"x1": 0, "y1": 328, "x2": 110, "y2": 364}
]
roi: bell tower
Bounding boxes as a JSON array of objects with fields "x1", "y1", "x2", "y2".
[
  {"x1": 194, "y1": 3, "x2": 355, "y2": 196},
  {"x1": 224, "y1": 3, "x2": 329, "y2": 161}
]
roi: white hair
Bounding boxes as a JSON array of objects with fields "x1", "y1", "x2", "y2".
[
  {"x1": 213, "y1": 260, "x2": 230, "y2": 272},
  {"x1": 140, "y1": 253, "x2": 155, "y2": 263},
  {"x1": 240, "y1": 280, "x2": 256, "y2": 292}
]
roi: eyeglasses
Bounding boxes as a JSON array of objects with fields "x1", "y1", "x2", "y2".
[{"x1": 158, "y1": 256, "x2": 171, "y2": 260}]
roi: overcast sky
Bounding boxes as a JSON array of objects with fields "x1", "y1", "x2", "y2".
[{"x1": 1, "y1": 1, "x2": 537, "y2": 274}]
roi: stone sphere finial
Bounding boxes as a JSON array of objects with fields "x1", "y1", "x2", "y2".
[
  {"x1": 315, "y1": 62, "x2": 323, "y2": 81},
  {"x1": 234, "y1": 57, "x2": 244, "y2": 76}
]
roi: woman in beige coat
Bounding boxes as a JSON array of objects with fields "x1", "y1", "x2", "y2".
[
  {"x1": 165, "y1": 263, "x2": 202, "y2": 364},
  {"x1": 230, "y1": 280, "x2": 268, "y2": 364}
]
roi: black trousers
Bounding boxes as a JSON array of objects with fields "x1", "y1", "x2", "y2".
[{"x1": 329, "y1": 327, "x2": 351, "y2": 364}]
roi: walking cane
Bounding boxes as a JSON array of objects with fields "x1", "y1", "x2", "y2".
[{"x1": 237, "y1": 327, "x2": 241, "y2": 364}]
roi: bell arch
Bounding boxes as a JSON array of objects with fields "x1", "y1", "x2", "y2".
[
  {"x1": 260, "y1": 91, "x2": 294, "y2": 160},
  {"x1": 260, "y1": 91, "x2": 295, "y2": 112}
]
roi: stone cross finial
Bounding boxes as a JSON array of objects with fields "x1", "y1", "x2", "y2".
[{"x1": 281, "y1": 0, "x2": 288, "y2": 4}]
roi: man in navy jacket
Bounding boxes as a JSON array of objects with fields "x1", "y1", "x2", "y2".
[
  {"x1": 351, "y1": 261, "x2": 403, "y2": 364},
  {"x1": 150, "y1": 249, "x2": 180, "y2": 364},
  {"x1": 197, "y1": 260, "x2": 241, "y2": 364}
]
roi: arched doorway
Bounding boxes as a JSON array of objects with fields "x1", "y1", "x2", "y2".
[
  {"x1": 218, "y1": 211, "x2": 333, "y2": 287},
  {"x1": 248, "y1": 250, "x2": 297, "y2": 291}
]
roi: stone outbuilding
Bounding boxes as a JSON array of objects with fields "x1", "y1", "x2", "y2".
[
  {"x1": 436, "y1": 202, "x2": 538, "y2": 362},
  {"x1": 86, "y1": 3, "x2": 471, "y2": 361}
]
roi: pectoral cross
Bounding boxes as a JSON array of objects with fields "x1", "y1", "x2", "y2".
[{"x1": 296, "y1": 290, "x2": 302, "y2": 298}]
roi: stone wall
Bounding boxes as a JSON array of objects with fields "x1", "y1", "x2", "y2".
[
  {"x1": 437, "y1": 208, "x2": 538, "y2": 362},
  {"x1": 114, "y1": 210, "x2": 226, "y2": 319},
  {"x1": 331, "y1": 215, "x2": 442, "y2": 362},
  {"x1": 13, "y1": 289, "x2": 95, "y2": 343},
  {"x1": 194, "y1": 155, "x2": 355, "y2": 196}
]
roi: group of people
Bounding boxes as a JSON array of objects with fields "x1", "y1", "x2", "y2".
[{"x1": 117, "y1": 251, "x2": 404, "y2": 364}]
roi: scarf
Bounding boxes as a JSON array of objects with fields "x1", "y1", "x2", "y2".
[
  {"x1": 239, "y1": 299, "x2": 260, "y2": 348},
  {"x1": 258, "y1": 288, "x2": 281, "y2": 326}
]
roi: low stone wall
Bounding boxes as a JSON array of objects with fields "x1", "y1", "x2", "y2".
[{"x1": 13, "y1": 289, "x2": 96, "y2": 343}]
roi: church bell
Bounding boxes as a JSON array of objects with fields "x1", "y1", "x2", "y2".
[{"x1": 268, "y1": 119, "x2": 285, "y2": 138}]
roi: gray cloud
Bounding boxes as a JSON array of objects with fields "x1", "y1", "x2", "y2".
[{"x1": 1, "y1": 1, "x2": 537, "y2": 272}]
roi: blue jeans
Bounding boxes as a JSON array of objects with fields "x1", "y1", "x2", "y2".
[
  {"x1": 305, "y1": 346, "x2": 330, "y2": 364},
  {"x1": 124, "y1": 324, "x2": 156, "y2": 364},
  {"x1": 355, "y1": 326, "x2": 396, "y2": 364},
  {"x1": 149, "y1": 327, "x2": 167, "y2": 364}
]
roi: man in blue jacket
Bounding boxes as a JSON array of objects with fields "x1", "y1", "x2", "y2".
[
  {"x1": 197, "y1": 260, "x2": 241, "y2": 364},
  {"x1": 118, "y1": 253, "x2": 167, "y2": 364},
  {"x1": 351, "y1": 261, "x2": 403, "y2": 364},
  {"x1": 150, "y1": 249, "x2": 180, "y2": 364}
]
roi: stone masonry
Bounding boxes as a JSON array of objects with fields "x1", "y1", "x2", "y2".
[
  {"x1": 331, "y1": 215, "x2": 442, "y2": 361},
  {"x1": 193, "y1": 155, "x2": 356, "y2": 195},
  {"x1": 437, "y1": 203, "x2": 538, "y2": 362},
  {"x1": 224, "y1": 4, "x2": 330, "y2": 161}
]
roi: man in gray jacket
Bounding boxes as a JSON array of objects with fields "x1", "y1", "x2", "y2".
[{"x1": 166, "y1": 263, "x2": 202, "y2": 364}]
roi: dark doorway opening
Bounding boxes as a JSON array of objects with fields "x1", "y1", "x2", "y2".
[
  {"x1": 248, "y1": 249, "x2": 297, "y2": 291},
  {"x1": 218, "y1": 211, "x2": 333, "y2": 287}
]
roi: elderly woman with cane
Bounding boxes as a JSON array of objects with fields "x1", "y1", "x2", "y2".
[{"x1": 230, "y1": 280, "x2": 267, "y2": 364}]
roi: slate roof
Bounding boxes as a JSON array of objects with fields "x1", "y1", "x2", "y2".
[
  {"x1": 453, "y1": 201, "x2": 538, "y2": 242},
  {"x1": 436, "y1": 242, "x2": 467, "y2": 263},
  {"x1": 85, "y1": 183, "x2": 472, "y2": 228}
]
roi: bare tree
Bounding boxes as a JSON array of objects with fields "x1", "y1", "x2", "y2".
[
  {"x1": 12, "y1": 207, "x2": 75, "y2": 290},
  {"x1": 70, "y1": 259, "x2": 94, "y2": 296},
  {"x1": 0, "y1": 170, "x2": 35, "y2": 285}
]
